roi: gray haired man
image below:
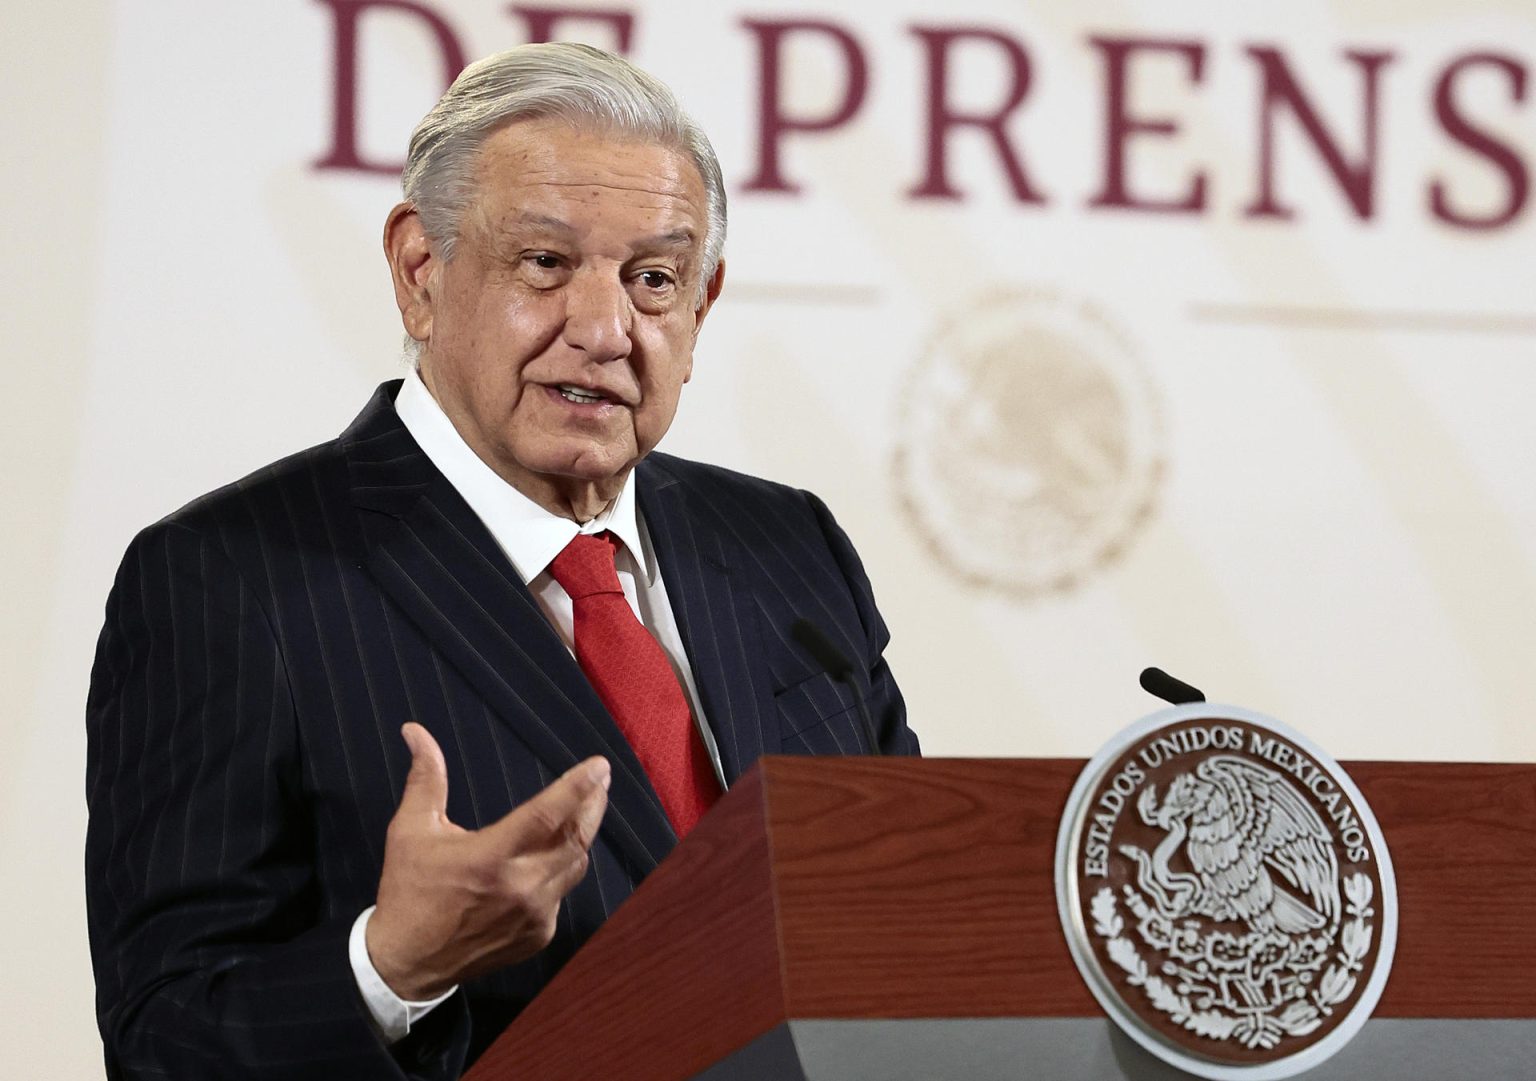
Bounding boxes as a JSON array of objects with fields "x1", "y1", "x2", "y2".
[{"x1": 87, "y1": 42, "x2": 914, "y2": 1080}]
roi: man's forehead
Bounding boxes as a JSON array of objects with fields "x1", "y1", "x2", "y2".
[{"x1": 474, "y1": 119, "x2": 705, "y2": 204}]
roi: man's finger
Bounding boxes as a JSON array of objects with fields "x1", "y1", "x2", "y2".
[
  {"x1": 569, "y1": 770, "x2": 608, "y2": 850},
  {"x1": 396, "y1": 722, "x2": 451, "y2": 820},
  {"x1": 485, "y1": 757, "x2": 610, "y2": 851}
]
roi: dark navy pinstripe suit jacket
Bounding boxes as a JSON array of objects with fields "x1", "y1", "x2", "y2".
[{"x1": 85, "y1": 382, "x2": 916, "y2": 1080}]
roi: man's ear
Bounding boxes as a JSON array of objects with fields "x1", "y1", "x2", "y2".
[
  {"x1": 384, "y1": 203, "x2": 437, "y2": 347},
  {"x1": 690, "y1": 258, "x2": 726, "y2": 342}
]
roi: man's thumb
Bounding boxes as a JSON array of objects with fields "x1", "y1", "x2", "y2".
[{"x1": 397, "y1": 722, "x2": 450, "y2": 818}]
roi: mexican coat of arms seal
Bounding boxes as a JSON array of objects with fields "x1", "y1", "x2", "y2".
[{"x1": 1055, "y1": 704, "x2": 1397, "y2": 1080}]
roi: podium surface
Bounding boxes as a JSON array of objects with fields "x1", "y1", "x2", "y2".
[{"x1": 466, "y1": 756, "x2": 1536, "y2": 1081}]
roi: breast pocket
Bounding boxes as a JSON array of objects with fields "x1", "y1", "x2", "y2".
[{"x1": 773, "y1": 670, "x2": 859, "y2": 753}]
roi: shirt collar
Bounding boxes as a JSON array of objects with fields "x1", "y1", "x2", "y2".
[{"x1": 394, "y1": 368, "x2": 652, "y2": 584}]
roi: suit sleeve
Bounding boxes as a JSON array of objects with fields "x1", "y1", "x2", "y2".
[
  {"x1": 85, "y1": 520, "x2": 468, "y2": 1081},
  {"x1": 800, "y1": 491, "x2": 920, "y2": 756}
]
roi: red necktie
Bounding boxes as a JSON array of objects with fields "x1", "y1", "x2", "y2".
[{"x1": 548, "y1": 532, "x2": 720, "y2": 835}]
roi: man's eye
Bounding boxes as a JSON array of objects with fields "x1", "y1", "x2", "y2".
[
  {"x1": 529, "y1": 253, "x2": 561, "y2": 270},
  {"x1": 638, "y1": 270, "x2": 673, "y2": 290}
]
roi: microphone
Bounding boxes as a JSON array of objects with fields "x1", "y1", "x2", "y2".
[
  {"x1": 790, "y1": 618, "x2": 883, "y2": 756},
  {"x1": 1139, "y1": 667, "x2": 1206, "y2": 706}
]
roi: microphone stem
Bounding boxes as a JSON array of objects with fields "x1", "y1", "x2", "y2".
[{"x1": 851, "y1": 686, "x2": 883, "y2": 757}]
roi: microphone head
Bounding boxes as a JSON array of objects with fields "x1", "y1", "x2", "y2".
[
  {"x1": 1139, "y1": 667, "x2": 1206, "y2": 705},
  {"x1": 791, "y1": 618, "x2": 854, "y2": 681}
]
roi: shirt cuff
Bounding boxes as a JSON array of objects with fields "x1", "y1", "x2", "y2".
[{"x1": 349, "y1": 905, "x2": 458, "y2": 1044}]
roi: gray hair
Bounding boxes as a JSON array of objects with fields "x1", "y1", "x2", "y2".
[{"x1": 403, "y1": 42, "x2": 727, "y2": 300}]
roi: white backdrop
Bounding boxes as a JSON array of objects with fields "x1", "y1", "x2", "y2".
[{"x1": 6, "y1": 1, "x2": 1534, "y2": 1076}]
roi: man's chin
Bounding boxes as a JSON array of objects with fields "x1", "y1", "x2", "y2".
[{"x1": 531, "y1": 444, "x2": 640, "y2": 488}]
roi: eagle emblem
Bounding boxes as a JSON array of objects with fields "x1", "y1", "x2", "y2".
[
  {"x1": 1056, "y1": 707, "x2": 1396, "y2": 1080},
  {"x1": 1123, "y1": 755, "x2": 1339, "y2": 937}
]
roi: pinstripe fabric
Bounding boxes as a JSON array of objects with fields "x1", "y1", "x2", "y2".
[{"x1": 86, "y1": 381, "x2": 917, "y2": 1080}]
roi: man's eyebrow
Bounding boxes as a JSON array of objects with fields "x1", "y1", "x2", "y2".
[
  {"x1": 495, "y1": 218, "x2": 696, "y2": 253},
  {"x1": 632, "y1": 229, "x2": 697, "y2": 254}
]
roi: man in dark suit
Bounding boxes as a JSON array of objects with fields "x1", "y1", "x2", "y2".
[{"x1": 86, "y1": 42, "x2": 915, "y2": 1080}]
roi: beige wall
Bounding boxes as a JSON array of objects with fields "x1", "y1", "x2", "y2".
[
  {"x1": 6, "y1": 2, "x2": 1533, "y2": 1075},
  {"x1": 6, "y1": 2, "x2": 112, "y2": 1076}
]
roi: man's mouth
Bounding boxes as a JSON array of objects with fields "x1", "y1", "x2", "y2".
[{"x1": 556, "y1": 384, "x2": 609, "y2": 405}]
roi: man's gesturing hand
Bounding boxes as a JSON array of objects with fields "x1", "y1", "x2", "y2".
[{"x1": 366, "y1": 722, "x2": 611, "y2": 1001}]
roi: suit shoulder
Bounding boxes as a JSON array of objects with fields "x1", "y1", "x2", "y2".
[
  {"x1": 103, "y1": 435, "x2": 363, "y2": 640},
  {"x1": 132, "y1": 382, "x2": 399, "y2": 547},
  {"x1": 148, "y1": 438, "x2": 348, "y2": 541},
  {"x1": 642, "y1": 452, "x2": 811, "y2": 512},
  {"x1": 640, "y1": 452, "x2": 859, "y2": 574}
]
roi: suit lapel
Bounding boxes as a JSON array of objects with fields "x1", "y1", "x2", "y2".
[
  {"x1": 637, "y1": 457, "x2": 770, "y2": 786},
  {"x1": 341, "y1": 386, "x2": 676, "y2": 874}
]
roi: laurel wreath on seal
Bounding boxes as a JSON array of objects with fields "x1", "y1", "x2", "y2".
[{"x1": 1090, "y1": 874, "x2": 1375, "y2": 1049}]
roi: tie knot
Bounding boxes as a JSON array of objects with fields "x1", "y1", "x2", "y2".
[{"x1": 548, "y1": 531, "x2": 624, "y2": 600}]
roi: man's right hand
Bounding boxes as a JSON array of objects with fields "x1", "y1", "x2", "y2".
[{"x1": 365, "y1": 722, "x2": 610, "y2": 1001}]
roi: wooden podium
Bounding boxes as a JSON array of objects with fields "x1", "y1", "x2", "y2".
[{"x1": 465, "y1": 757, "x2": 1536, "y2": 1081}]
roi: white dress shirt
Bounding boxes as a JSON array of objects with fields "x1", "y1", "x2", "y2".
[{"x1": 348, "y1": 369, "x2": 722, "y2": 1043}]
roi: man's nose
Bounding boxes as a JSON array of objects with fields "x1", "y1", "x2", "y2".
[{"x1": 561, "y1": 270, "x2": 633, "y2": 362}]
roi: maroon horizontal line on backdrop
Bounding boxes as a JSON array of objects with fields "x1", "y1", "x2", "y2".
[{"x1": 1188, "y1": 303, "x2": 1536, "y2": 336}]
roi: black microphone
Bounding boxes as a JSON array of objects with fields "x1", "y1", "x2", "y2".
[
  {"x1": 790, "y1": 618, "x2": 883, "y2": 756},
  {"x1": 1139, "y1": 667, "x2": 1206, "y2": 706}
]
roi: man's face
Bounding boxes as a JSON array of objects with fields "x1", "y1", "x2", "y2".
[{"x1": 388, "y1": 118, "x2": 721, "y2": 516}]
